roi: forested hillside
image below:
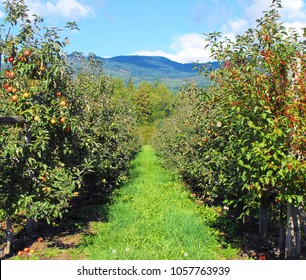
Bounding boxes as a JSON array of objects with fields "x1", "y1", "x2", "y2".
[{"x1": 68, "y1": 54, "x2": 215, "y2": 91}]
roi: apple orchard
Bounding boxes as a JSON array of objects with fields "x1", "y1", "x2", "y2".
[{"x1": 1, "y1": 0, "x2": 306, "y2": 260}]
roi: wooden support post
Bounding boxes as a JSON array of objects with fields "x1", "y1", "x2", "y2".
[
  {"x1": 3, "y1": 215, "x2": 13, "y2": 256},
  {"x1": 0, "y1": 115, "x2": 26, "y2": 125}
]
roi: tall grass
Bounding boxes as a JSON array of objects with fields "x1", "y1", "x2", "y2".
[{"x1": 82, "y1": 145, "x2": 237, "y2": 260}]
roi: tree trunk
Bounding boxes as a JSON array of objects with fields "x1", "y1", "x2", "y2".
[
  {"x1": 278, "y1": 204, "x2": 285, "y2": 259},
  {"x1": 259, "y1": 195, "x2": 268, "y2": 239},
  {"x1": 243, "y1": 212, "x2": 255, "y2": 228},
  {"x1": 285, "y1": 202, "x2": 301, "y2": 259},
  {"x1": 293, "y1": 205, "x2": 301, "y2": 258},
  {"x1": 299, "y1": 204, "x2": 306, "y2": 241},
  {"x1": 3, "y1": 215, "x2": 13, "y2": 256},
  {"x1": 285, "y1": 202, "x2": 294, "y2": 259},
  {"x1": 26, "y1": 216, "x2": 37, "y2": 235}
]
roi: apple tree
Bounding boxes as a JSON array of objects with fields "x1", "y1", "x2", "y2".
[
  {"x1": 70, "y1": 52, "x2": 140, "y2": 197},
  {"x1": 0, "y1": 0, "x2": 81, "y2": 255},
  {"x1": 203, "y1": 0, "x2": 306, "y2": 258},
  {"x1": 154, "y1": 0, "x2": 306, "y2": 259}
]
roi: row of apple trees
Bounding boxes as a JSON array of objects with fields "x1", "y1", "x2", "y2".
[
  {"x1": 0, "y1": 0, "x2": 140, "y2": 256},
  {"x1": 153, "y1": 0, "x2": 306, "y2": 259}
]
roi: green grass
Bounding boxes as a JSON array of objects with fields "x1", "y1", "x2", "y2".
[{"x1": 81, "y1": 145, "x2": 238, "y2": 260}]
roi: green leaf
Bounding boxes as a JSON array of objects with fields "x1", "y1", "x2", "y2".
[
  {"x1": 247, "y1": 120, "x2": 254, "y2": 128},
  {"x1": 277, "y1": 129, "x2": 283, "y2": 136}
]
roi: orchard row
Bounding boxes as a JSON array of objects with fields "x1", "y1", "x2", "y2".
[
  {"x1": 153, "y1": 1, "x2": 306, "y2": 259},
  {"x1": 0, "y1": 0, "x2": 142, "y2": 256}
]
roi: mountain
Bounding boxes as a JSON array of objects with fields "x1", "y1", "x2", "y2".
[
  {"x1": 104, "y1": 55, "x2": 196, "y2": 73},
  {"x1": 69, "y1": 55, "x2": 218, "y2": 91}
]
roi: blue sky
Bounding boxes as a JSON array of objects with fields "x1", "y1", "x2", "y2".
[{"x1": 1, "y1": 0, "x2": 306, "y2": 62}]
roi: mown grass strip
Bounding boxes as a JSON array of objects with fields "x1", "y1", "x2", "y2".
[{"x1": 82, "y1": 145, "x2": 237, "y2": 260}]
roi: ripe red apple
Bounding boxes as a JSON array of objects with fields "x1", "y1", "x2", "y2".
[
  {"x1": 8, "y1": 56, "x2": 14, "y2": 63},
  {"x1": 264, "y1": 35, "x2": 271, "y2": 41},
  {"x1": 23, "y1": 248, "x2": 30, "y2": 253},
  {"x1": 6, "y1": 70, "x2": 15, "y2": 79},
  {"x1": 18, "y1": 56, "x2": 27, "y2": 62},
  {"x1": 11, "y1": 95, "x2": 18, "y2": 102},
  {"x1": 37, "y1": 237, "x2": 44, "y2": 242},
  {"x1": 24, "y1": 49, "x2": 31, "y2": 56},
  {"x1": 259, "y1": 254, "x2": 266, "y2": 260},
  {"x1": 9, "y1": 72, "x2": 15, "y2": 79}
]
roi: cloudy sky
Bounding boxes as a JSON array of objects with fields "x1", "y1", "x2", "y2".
[{"x1": 1, "y1": 0, "x2": 306, "y2": 63}]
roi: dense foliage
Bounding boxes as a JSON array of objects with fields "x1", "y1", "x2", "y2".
[
  {"x1": 153, "y1": 0, "x2": 306, "y2": 259},
  {"x1": 70, "y1": 53, "x2": 140, "y2": 195},
  {"x1": 0, "y1": 0, "x2": 79, "y2": 223},
  {"x1": 125, "y1": 80, "x2": 175, "y2": 143},
  {"x1": 0, "y1": 0, "x2": 140, "y2": 255}
]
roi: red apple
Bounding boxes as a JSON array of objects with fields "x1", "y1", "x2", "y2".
[
  {"x1": 8, "y1": 56, "x2": 14, "y2": 63},
  {"x1": 24, "y1": 50, "x2": 31, "y2": 56},
  {"x1": 11, "y1": 95, "x2": 18, "y2": 102}
]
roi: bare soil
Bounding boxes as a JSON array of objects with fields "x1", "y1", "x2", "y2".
[{"x1": 0, "y1": 195, "x2": 108, "y2": 260}]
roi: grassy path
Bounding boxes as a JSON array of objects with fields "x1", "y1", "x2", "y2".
[{"x1": 83, "y1": 145, "x2": 237, "y2": 260}]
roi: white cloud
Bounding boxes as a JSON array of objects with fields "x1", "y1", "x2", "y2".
[
  {"x1": 170, "y1": 33, "x2": 211, "y2": 63},
  {"x1": 133, "y1": 50, "x2": 176, "y2": 60},
  {"x1": 228, "y1": 18, "x2": 248, "y2": 33},
  {"x1": 244, "y1": 0, "x2": 306, "y2": 34},
  {"x1": 135, "y1": 1, "x2": 306, "y2": 64},
  {"x1": 133, "y1": 33, "x2": 211, "y2": 63},
  {"x1": 0, "y1": 9, "x2": 4, "y2": 19},
  {"x1": 25, "y1": 0, "x2": 95, "y2": 20},
  {"x1": 282, "y1": 0, "x2": 305, "y2": 20},
  {"x1": 244, "y1": 0, "x2": 271, "y2": 23},
  {"x1": 222, "y1": 18, "x2": 248, "y2": 35}
]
